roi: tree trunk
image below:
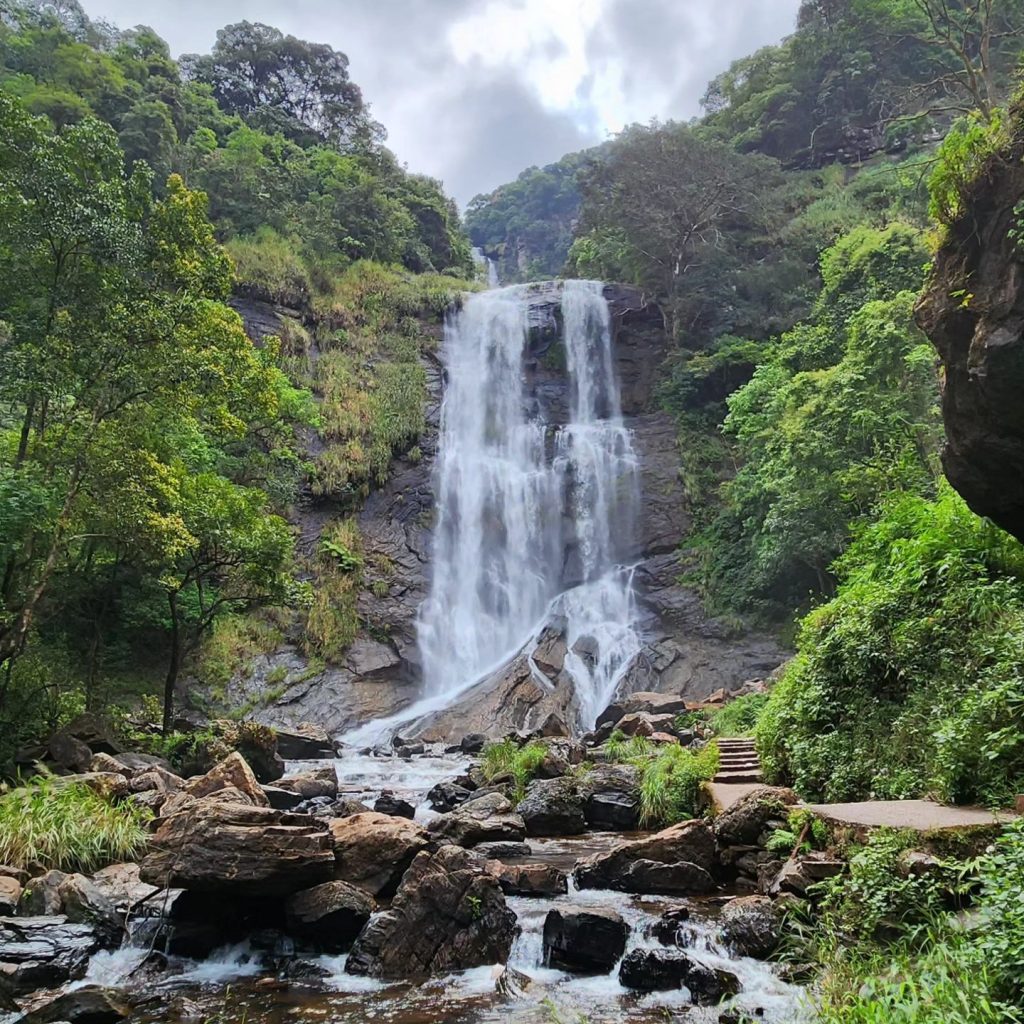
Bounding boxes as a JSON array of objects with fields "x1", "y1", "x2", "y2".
[{"x1": 163, "y1": 591, "x2": 181, "y2": 736}]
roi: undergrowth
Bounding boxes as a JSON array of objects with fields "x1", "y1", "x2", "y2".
[
  {"x1": 812, "y1": 822, "x2": 1024, "y2": 1023},
  {"x1": 0, "y1": 775, "x2": 150, "y2": 873}
]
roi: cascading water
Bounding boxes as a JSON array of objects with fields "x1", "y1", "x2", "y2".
[{"x1": 416, "y1": 279, "x2": 642, "y2": 730}]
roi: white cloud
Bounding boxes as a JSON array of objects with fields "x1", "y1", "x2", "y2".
[{"x1": 82, "y1": 0, "x2": 803, "y2": 203}]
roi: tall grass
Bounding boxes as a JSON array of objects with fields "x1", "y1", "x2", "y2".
[
  {"x1": 0, "y1": 776, "x2": 150, "y2": 873},
  {"x1": 481, "y1": 739, "x2": 549, "y2": 801},
  {"x1": 604, "y1": 735, "x2": 719, "y2": 826}
]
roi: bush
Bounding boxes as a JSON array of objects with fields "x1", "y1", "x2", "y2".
[
  {"x1": 0, "y1": 775, "x2": 149, "y2": 873},
  {"x1": 708, "y1": 691, "x2": 770, "y2": 737},
  {"x1": 815, "y1": 822, "x2": 1024, "y2": 1023},
  {"x1": 604, "y1": 737, "x2": 719, "y2": 826},
  {"x1": 757, "y1": 487, "x2": 1024, "y2": 805}
]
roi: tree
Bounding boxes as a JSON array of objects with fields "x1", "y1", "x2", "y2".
[
  {"x1": 570, "y1": 122, "x2": 786, "y2": 342},
  {"x1": 0, "y1": 97, "x2": 299, "y2": 700},
  {"x1": 181, "y1": 22, "x2": 383, "y2": 150},
  {"x1": 156, "y1": 473, "x2": 292, "y2": 734}
]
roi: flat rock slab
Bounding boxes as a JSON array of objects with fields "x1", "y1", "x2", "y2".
[
  {"x1": 809, "y1": 800, "x2": 1016, "y2": 831},
  {"x1": 704, "y1": 783, "x2": 764, "y2": 813}
]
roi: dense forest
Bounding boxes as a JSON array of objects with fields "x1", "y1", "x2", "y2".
[{"x1": 2, "y1": 1, "x2": 1024, "y2": 1021}]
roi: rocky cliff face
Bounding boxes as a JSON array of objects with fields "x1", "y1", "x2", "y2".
[
  {"x1": 222, "y1": 287, "x2": 785, "y2": 740},
  {"x1": 916, "y1": 113, "x2": 1024, "y2": 542}
]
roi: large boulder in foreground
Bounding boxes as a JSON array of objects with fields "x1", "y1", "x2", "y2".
[
  {"x1": 345, "y1": 846, "x2": 516, "y2": 979},
  {"x1": 140, "y1": 799, "x2": 334, "y2": 896},
  {"x1": 329, "y1": 812, "x2": 430, "y2": 897},
  {"x1": 515, "y1": 777, "x2": 586, "y2": 836},
  {"x1": 573, "y1": 820, "x2": 716, "y2": 893},
  {"x1": 542, "y1": 908, "x2": 627, "y2": 973}
]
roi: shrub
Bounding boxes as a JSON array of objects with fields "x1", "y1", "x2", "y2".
[
  {"x1": 757, "y1": 487, "x2": 1024, "y2": 805},
  {"x1": 708, "y1": 691, "x2": 770, "y2": 737},
  {"x1": 0, "y1": 775, "x2": 149, "y2": 873},
  {"x1": 815, "y1": 822, "x2": 1024, "y2": 1023},
  {"x1": 604, "y1": 737, "x2": 720, "y2": 826}
]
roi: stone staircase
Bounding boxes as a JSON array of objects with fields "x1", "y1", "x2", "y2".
[{"x1": 712, "y1": 738, "x2": 763, "y2": 785}]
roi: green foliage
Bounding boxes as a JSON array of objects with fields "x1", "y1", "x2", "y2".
[
  {"x1": 928, "y1": 109, "x2": 1008, "y2": 227},
  {"x1": 481, "y1": 739, "x2": 549, "y2": 800},
  {"x1": 0, "y1": 775, "x2": 149, "y2": 872},
  {"x1": 707, "y1": 692, "x2": 770, "y2": 737},
  {"x1": 604, "y1": 737, "x2": 719, "y2": 826},
  {"x1": 766, "y1": 807, "x2": 829, "y2": 856},
  {"x1": 695, "y1": 224, "x2": 940, "y2": 617},
  {"x1": 305, "y1": 519, "x2": 362, "y2": 663},
  {"x1": 814, "y1": 822, "x2": 1024, "y2": 1023},
  {"x1": 758, "y1": 486, "x2": 1024, "y2": 804}
]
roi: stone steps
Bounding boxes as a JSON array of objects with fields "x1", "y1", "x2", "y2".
[{"x1": 713, "y1": 737, "x2": 761, "y2": 785}]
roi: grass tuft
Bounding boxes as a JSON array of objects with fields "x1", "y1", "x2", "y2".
[{"x1": 0, "y1": 775, "x2": 150, "y2": 873}]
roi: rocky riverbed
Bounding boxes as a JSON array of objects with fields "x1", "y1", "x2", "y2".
[{"x1": 0, "y1": 712, "x2": 818, "y2": 1024}]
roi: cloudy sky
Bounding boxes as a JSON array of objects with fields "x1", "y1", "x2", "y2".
[{"x1": 85, "y1": 0, "x2": 803, "y2": 205}]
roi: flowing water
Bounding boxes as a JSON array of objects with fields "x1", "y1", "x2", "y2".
[{"x1": 348, "y1": 279, "x2": 641, "y2": 746}]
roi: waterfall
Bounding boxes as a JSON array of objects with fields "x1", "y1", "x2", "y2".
[{"x1": 417, "y1": 279, "x2": 641, "y2": 730}]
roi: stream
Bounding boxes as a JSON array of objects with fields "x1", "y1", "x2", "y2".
[{"x1": 39, "y1": 753, "x2": 810, "y2": 1024}]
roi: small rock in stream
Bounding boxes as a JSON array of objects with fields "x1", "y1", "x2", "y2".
[{"x1": 373, "y1": 790, "x2": 416, "y2": 819}]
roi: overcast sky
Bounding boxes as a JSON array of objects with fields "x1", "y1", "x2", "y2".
[{"x1": 85, "y1": 0, "x2": 803, "y2": 205}]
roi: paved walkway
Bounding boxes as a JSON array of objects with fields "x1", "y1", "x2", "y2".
[
  {"x1": 704, "y1": 737, "x2": 1018, "y2": 829},
  {"x1": 809, "y1": 800, "x2": 1015, "y2": 831}
]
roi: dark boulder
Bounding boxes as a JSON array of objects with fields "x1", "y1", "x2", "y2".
[
  {"x1": 618, "y1": 858, "x2": 715, "y2": 896},
  {"x1": 262, "y1": 785, "x2": 306, "y2": 811},
  {"x1": 579, "y1": 764, "x2": 641, "y2": 831},
  {"x1": 574, "y1": 820, "x2": 716, "y2": 891},
  {"x1": 474, "y1": 841, "x2": 532, "y2": 859},
  {"x1": 345, "y1": 846, "x2": 516, "y2": 979},
  {"x1": 619, "y1": 949, "x2": 739, "y2": 1003},
  {"x1": 275, "y1": 724, "x2": 335, "y2": 760},
  {"x1": 373, "y1": 791, "x2": 416, "y2": 819},
  {"x1": 460, "y1": 733, "x2": 487, "y2": 753},
  {"x1": 712, "y1": 786, "x2": 799, "y2": 847},
  {"x1": 17, "y1": 871, "x2": 67, "y2": 916},
  {"x1": 542, "y1": 908, "x2": 627, "y2": 973},
  {"x1": 649, "y1": 906, "x2": 691, "y2": 945},
  {"x1": 0, "y1": 916, "x2": 99, "y2": 993},
  {"x1": 428, "y1": 792, "x2": 526, "y2": 847},
  {"x1": 284, "y1": 881, "x2": 375, "y2": 951},
  {"x1": 719, "y1": 895, "x2": 782, "y2": 959},
  {"x1": 427, "y1": 781, "x2": 473, "y2": 813},
  {"x1": 515, "y1": 778, "x2": 586, "y2": 836}
]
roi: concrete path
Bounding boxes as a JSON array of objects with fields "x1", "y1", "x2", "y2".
[
  {"x1": 809, "y1": 800, "x2": 1016, "y2": 831},
  {"x1": 704, "y1": 737, "x2": 1018, "y2": 829}
]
